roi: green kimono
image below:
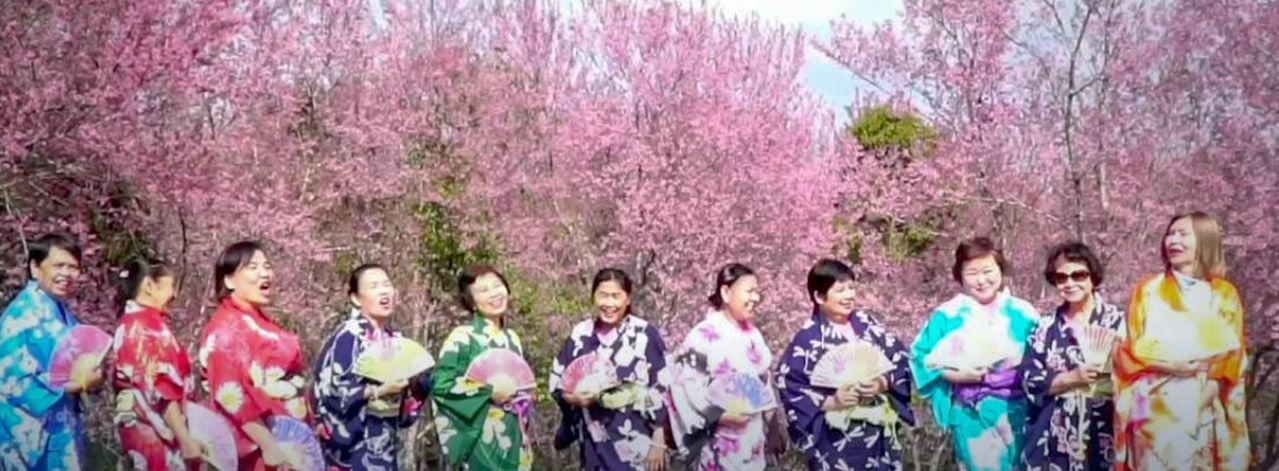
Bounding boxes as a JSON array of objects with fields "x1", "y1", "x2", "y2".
[{"x1": 431, "y1": 315, "x2": 533, "y2": 470}]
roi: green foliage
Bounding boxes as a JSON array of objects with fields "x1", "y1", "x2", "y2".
[
  {"x1": 848, "y1": 105, "x2": 938, "y2": 152},
  {"x1": 882, "y1": 220, "x2": 938, "y2": 261},
  {"x1": 414, "y1": 201, "x2": 500, "y2": 292}
]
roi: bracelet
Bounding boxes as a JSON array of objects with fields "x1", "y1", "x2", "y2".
[{"x1": 650, "y1": 442, "x2": 668, "y2": 451}]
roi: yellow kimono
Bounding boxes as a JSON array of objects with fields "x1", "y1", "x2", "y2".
[{"x1": 1114, "y1": 271, "x2": 1250, "y2": 471}]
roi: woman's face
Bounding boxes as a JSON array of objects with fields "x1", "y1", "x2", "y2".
[
  {"x1": 817, "y1": 279, "x2": 856, "y2": 319},
  {"x1": 594, "y1": 280, "x2": 630, "y2": 326},
  {"x1": 353, "y1": 268, "x2": 397, "y2": 319},
  {"x1": 469, "y1": 273, "x2": 510, "y2": 319},
  {"x1": 722, "y1": 275, "x2": 761, "y2": 323},
  {"x1": 1164, "y1": 216, "x2": 1198, "y2": 275},
  {"x1": 1049, "y1": 259, "x2": 1093, "y2": 306},
  {"x1": 960, "y1": 254, "x2": 1003, "y2": 304},
  {"x1": 225, "y1": 250, "x2": 274, "y2": 306},
  {"x1": 142, "y1": 275, "x2": 177, "y2": 310},
  {"x1": 30, "y1": 247, "x2": 80, "y2": 300}
]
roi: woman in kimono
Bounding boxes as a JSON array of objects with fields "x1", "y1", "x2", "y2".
[
  {"x1": 111, "y1": 257, "x2": 206, "y2": 470},
  {"x1": 0, "y1": 233, "x2": 103, "y2": 470},
  {"x1": 777, "y1": 259, "x2": 914, "y2": 471},
  {"x1": 910, "y1": 237, "x2": 1039, "y2": 471},
  {"x1": 197, "y1": 240, "x2": 310, "y2": 470},
  {"x1": 431, "y1": 264, "x2": 534, "y2": 470},
  {"x1": 312, "y1": 263, "x2": 433, "y2": 469},
  {"x1": 1019, "y1": 242, "x2": 1125, "y2": 471},
  {"x1": 550, "y1": 268, "x2": 670, "y2": 470},
  {"x1": 667, "y1": 263, "x2": 777, "y2": 471},
  {"x1": 1114, "y1": 212, "x2": 1249, "y2": 470}
]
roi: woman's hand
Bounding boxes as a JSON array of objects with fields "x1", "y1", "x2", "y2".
[
  {"x1": 1071, "y1": 364, "x2": 1103, "y2": 386},
  {"x1": 177, "y1": 435, "x2": 208, "y2": 461},
  {"x1": 646, "y1": 442, "x2": 667, "y2": 471},
  {"x1": 1153, "y1": 360, "x2": 1206, "y2": 377},
  {"x1": 854, "y1": 377, "x2": 887, "y2": 398},
  {"x1": 368, "y1": 379, "x2": 410, "y2": 400},
  {"x1": 942, "y1": 367, "x2": 988, "y2": 385},
  {"x1": 563, "y1": 391, "x2": 596, "y2": 408}
]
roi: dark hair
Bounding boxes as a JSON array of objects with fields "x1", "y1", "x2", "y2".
[
  {"x1": 114, "y1": 256, "x2": 174, "y2": 315},
  {"x1": 707, "y1": 263, "x2": 756, "y2": 308},
  {"x1": 1043, "y1": 242, "x2": 1105, "y2": 287},
  {"x1": 591, "y1": 268, "x2": 634, "y2": 313},
  {"x1": 457, "y1": 264, "x2": 509, "y2": 312},
  {"x1": 347, "y1": 263, "x2": 389, "y2": 296},
  {"x1": 213, "y1": 240, "x2": 267, "y2": 300},
  {"x1": 807, "y1": 258, "x2": 856, "y2": 306},
  {"x1": 952, "y1": 237, "x2": 1008, "y2": 283},
  {"x1": 27, "y1": 232, "x2": 83, "y2": 273}
]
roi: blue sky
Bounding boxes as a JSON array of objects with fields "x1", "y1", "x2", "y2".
[{"x1": 685, "y1": 0, "x2": 904, "y2": 118}]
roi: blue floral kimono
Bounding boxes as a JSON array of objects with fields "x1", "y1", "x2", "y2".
[
  {"x1": 1019, "y1": 299, "x2": 1125, "y2": 471},
  {"x1": 777, "y1": 310, "x2": 915, "y2": 471},
  {"x1": 0, "y1": 281, "x2": 84, "y2": 470},
  {"x1": 312, "y1": 311, "x2": 432, "y2": 470},
  {"x1": 549, "y1": 314, "x2": 670, "y2": 470},
  {"x1": 910, "y1": 292, "x2": 1039, "y2": 471}
]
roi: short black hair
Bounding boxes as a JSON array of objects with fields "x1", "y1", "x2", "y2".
[
  {"x1": 806, "y1": 259, "x2": 856, "y2": 306},
  {"x1": 213, "y1": 240, "x2": 267, "y2": 300},
  {"x1": 27, "y1": 232, "x2": 82, "y2": 267},
  {"x1": 591, "y1": 268, "x2": 634, "y2": 314},
  {"x1": 707, "y1": 263, "x2": 755, "y2": 308},
  {"x1": 348, "y1": 263, "x2": 389, "y2": 296},
  {"x1": 457, "y1": 264, "x2": 510, "y2": 312},
  {"x1": 952, "y1": 237, "x2": 1008, "y2": 283},
  {"x1": 1043, "y1": 241, "x2": 1105, "y2": 287}
]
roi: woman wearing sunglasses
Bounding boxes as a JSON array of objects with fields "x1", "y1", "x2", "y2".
[{"x1": 1018, "y1": 242, "x2": 1125, "y2": 471}]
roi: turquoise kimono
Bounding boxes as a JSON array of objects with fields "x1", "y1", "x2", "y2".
[
  {"x1": 0, "y1": 281, "x2": 84, "y2": 470},
  {"x1": 910, "y1": 292, "x2": 1039, "y2": 471}
]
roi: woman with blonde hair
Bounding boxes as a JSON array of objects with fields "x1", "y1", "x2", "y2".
[{"x1": 1113, "y1": 211, "x2": 1250, "y2": 470}]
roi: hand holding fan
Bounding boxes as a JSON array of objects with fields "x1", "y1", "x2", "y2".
[
  {"x1": 464, "y1": 348, "x2": 537, "y2": 397},
  {"x1": 811, "y1": 340, "x2": 895, "y2": 389},
  {"x1": 1133, "y1": 314, "x2": 1240, "y2": 363},
  {"x1": 560, "y1": 352, "x2": 621, "y2": 396},
  {"x1": 185, "y1": 403, "x2": 238, "y2": 471},
  {"x1": 709, "y1": 372, "x2": 776, "y2": 416},
  {"x1": 270, "y1": 415, "x2": 323, "y2": 471},
  {"x1": 49, "y1": 325, "x2": 113, "y2": 390},
  {"x1": 924, "y1": 326, "x2": 1018, "y2": 372},
  {"x1": 354, "y1": 337, "x2": 436, "y2": 384},
  {"x1": 1073, "y1": 324, "x2": 1119, "y2": 367}
]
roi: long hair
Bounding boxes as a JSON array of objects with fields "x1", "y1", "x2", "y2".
[{"x1": 1162, "y1": 211, "x2": 1226, "y2": 280}]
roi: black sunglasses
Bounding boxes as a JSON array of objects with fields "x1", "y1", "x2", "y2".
[{"x1": 1048, "y1": 270, "x2": 1091, "y2": 285}]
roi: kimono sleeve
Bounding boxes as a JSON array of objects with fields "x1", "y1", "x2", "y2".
[
  {"x1": 1019, "y1": 320, "x2": 1058, "y2": 411},
  {"x1": 1114, "y1": 281, "x2": 1155, "y2": 383},
  {"x1": 876, "y1": 325, "x2": 916, "y2": 426},
  {"x1": 1212, "y1": 283, "x2": 1250, "y2": 470},
  {"x1": 0, "y1": 328, "x2": 64, "y2": 417},
  {"x1": 313, "y1": 329, "x2": 368, "y2": 446},
  {"x1": 909, "y1": 309, "x2": 956, "y2": 428},
  {"x1": 776, "y1": 330, "x2": 831, "y2": 452},
  {"x1": 665, "y1": 341, "x2": 719, "y2": 453},
  {"x1": 549, "y1": 335, "x2": 582, "y2": 450},
  {"x1": 430, "y1": 326, "x2": 493, "y2": 461},
  {"x1": 641, "y1": 324, "x2": 671, "y2": 427},
  {"x1": 204, "y1": 326, "x2": 273, "y2": 426},
  {"x1": 396, "y1": 370, "x2": 433, "y2": 428}
]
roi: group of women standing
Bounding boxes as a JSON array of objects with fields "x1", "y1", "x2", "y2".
[{"x1": 0, "y1": 210, "x2": 1251, "y2": 471}]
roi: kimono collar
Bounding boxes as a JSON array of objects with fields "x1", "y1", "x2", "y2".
[
  {"x1": 349, "y1": 307, "x2": 395, "y2": 336},
  {"x1": 1053, "y1": 294, "x2": 1106, "y2": 324},
  {"x1": 471, "y1": 312, "x2": 505, "y2": 331},
  {"x1": 593, "y1": 313, "x2": 630, "y2": 334},
  {"x1": 23, "y1": 279, "x2": 73, "y2": 323},
  {"x1": 219, "y1": 296, "x2": 272, "y2": 324},
  {"x1": 1171, "y1": 269, "x2": 1203, "y2": 289},
  {"x1": 124, "y1": 300, "x2": 167, "y2": 320},
  {"x1": 711, "y1": 308, "x2": 754, "y2": 332}
]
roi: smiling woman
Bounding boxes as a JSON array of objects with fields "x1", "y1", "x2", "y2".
[
  {"x1": 197, "y1": 240, "x2": 312, "y2": 470},
  {"x1": 910, "y1": 237, "x2": 1040, "y2": 471}
]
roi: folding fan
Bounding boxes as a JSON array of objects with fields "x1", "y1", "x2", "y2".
[
  {"x1": 811, "y1": 340, "x2": 895, "y2": 389},
  {"x1": 923, "y1": 325, "x2": 1019, "y2": 372},
  {"x1": 1073, "y1": 324, "x2": 1119, "y2": 367},
  {"x1": 270, "y1": 415, "x2": 324, "y2": 471},
  {"x1": 464, "y1": 348, "x2": 537, "y2": 393},
  {"x1": 354, "y1": 337, "x2": 436, "y2": 384},
  {"x1": 49, "y1": 325, "x2": 113, "y2": 389},
  {"x1": 560, "y1": 352, "x2": 621, "y2": 396},
  {"x1": 185, "y1": 403, "x2": 238, "y2": 471},
  {"x1": 709, "y1": 372, "x2": 776, "y2": 416}
]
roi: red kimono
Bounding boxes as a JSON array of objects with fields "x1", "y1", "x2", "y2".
[
  {"x1": 112, "y1": 302, "x2": 196, "y2": 470},
  {"x1": 197, "y1": 298, "x2": 311, "y2": 470}
]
